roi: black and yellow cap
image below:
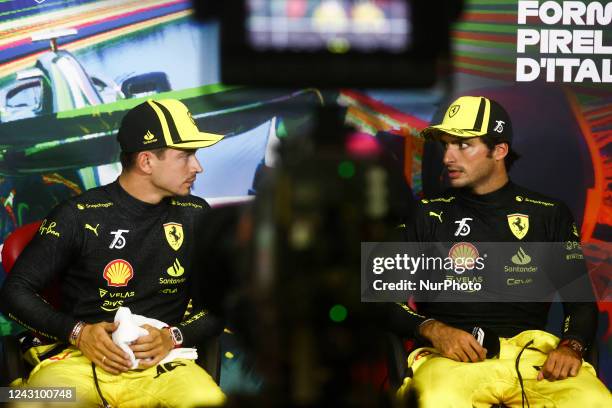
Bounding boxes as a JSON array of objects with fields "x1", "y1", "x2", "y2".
[
  {"x1": 421, "y1": 96, "x2": 512, "y2": 143},
  {"x1": 117, "y1": 99, "x2": 224, "y2": 153}
]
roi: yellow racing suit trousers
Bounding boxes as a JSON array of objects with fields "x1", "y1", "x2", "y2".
[
  {"x1": 397, "y1": 330, "x2": 611, "y2": 408},
  {"x1": 14, "y1": 344, "x2": 225, "y2": 408}
]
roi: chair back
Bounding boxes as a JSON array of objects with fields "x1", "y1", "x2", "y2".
[
  {"x1": 2, "y1": 221, "x2": 61, "y2": 307},
  {"x1": 2, "y1": 221, "x2": 42, "y2": 274}
]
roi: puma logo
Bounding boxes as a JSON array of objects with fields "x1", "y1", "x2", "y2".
[
  {"x1": 428, "y1": 211, "x2": 443, "y2": 223},
  {"x1": 85, "y1": 223, "x2": 99, "y2": 236}
]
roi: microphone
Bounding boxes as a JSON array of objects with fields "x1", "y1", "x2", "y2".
[{"x1": 471, "y1": 326, "x2": 500, "y2": 358}]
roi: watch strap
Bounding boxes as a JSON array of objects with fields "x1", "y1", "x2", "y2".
[
  {"x1": 168, "y1": 326, "x2": 183, "y2": 348},
  {"x1": 558, "y1": 338, "x2": 584, "y2": 358}
]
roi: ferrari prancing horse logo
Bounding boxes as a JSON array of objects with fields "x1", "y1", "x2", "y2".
[
  {"x1": 507, "y1": 213, "x2": 529, "y2": 240},
  {"x1": 163, "y1": 223, "x2": 183, "y2": 251},
  {"x1": 448, "y1": 105, "x2": 460, "y2": 118}
]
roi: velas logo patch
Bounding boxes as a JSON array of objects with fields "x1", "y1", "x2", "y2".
[{"x1": 448, "y1": 105, "x2": 460, "y2": 118}]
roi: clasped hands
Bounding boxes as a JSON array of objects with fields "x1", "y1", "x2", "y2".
[
  {"x1": 419, "y1": 320, "x2": 581, "y2": 381},
  {"x1": 77, "y1": 322, "x2": 174, "y2": 374}
]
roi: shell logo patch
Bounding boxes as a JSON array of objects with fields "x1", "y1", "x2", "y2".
[
  {"x1": 103, "y1": 259, "x2": 134, "y2": 287},
  {"x1": 448, "y1": 242, "x2": 479, "y2": 272}
]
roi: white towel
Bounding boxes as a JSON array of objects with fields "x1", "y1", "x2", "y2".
[{"x1": 112, "y1": 307, "x2": 198, "y2": 369}]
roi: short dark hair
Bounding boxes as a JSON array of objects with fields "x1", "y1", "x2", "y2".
[
  {"x1": 119, "y1": 148, "x2": 168, "y2": 171},
  {"x1": 480, "y1": 135, "x2": 520, "y2": 171}
]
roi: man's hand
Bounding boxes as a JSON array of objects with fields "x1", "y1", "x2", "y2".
[
  {"x1": 78, "y1": 322, "x2": 132, "y2": 375},
  {"x1": 419, "y1": 320, "x2": 486, "y2": 363},
  {"x1": 538, "y1": 345, "x2": 582, "y2": 381},
  {"x1": 129, "y1": 324, "x2": 174, "y2": 369}
]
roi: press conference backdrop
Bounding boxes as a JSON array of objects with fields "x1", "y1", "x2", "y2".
[{"x1": 0, "y1": 0, "x2": 609, "y2": 389}]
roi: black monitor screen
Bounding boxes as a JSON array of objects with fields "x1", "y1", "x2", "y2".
[
  {"x1": 213, "y1": 0, "x2": 461, "y2": 87},
  {"x1": 246, "y1": 0, "x2": 411, "y2": 53}
]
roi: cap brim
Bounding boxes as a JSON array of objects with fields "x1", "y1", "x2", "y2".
[
  {"x1": 168, "y1": 132, "x2": 224, "y2": 149},
  {"x1": 421, "y1": 125, "x2": 486, "y2": 140}
]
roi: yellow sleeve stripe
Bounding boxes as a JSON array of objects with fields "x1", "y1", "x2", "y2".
[{"x1": 396, "y1": 302, "x2": 425, "y2": 318}]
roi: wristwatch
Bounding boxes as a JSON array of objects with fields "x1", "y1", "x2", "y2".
[
  {"x1": 167, "y1": 326, "x2": 183, "y2": 348},
  {"x1": 558, "y1": 338, "x2": 584, "y2": 358}
]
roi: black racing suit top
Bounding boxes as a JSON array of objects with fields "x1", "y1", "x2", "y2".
[
  {"x1": 391, "y1": 181, "x2": 597, "y2": 348},
  {"x1": 0, "y1": 180, "x2": 223, "y2": 347}
]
